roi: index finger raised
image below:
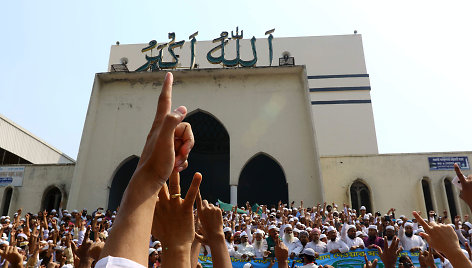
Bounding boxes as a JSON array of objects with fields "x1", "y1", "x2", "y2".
[
  {"x1": 412, "y1": 211, "x2": 431, "y2": 232},
  {"x1": 454, "y1": 163, "x2": 468, "y2": 185},
  {"x1": 154, "y1": 72, "x2": 174, "y2": 125}
]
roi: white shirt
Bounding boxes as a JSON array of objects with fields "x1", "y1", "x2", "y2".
[
  {"x1": 234, "y1": 242, "x2": 256, "y2": 259},
  {"x1": 326, "y1": 238, "x2": 349, "y2": 253},
  {"x1": 341, "y1": 223, "x2": 364, "y2": 249},
  {"x1": 306, "y1": 240, "x2": 327, "y2": 254},
  {"x1": 297, "y1": 263, "x2": 317, "y2": 268},
  {"x1": 96, "y1": 256, "x2": 145, "y2": 268},
  {"x1": 282, "y1": 236, "x2": 301, "y2": 255},
  {"x1": 225, "y1": 240, "x2": 235, "y2": 256},
  {"x1": 398, "y1": 227, "x2": 425, "y2": 251},
  {"x1": 253, "y1": 239, "x2": 267, "y2": 258}
]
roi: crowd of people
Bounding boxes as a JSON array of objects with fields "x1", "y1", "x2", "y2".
[{"x1": 1, "y1": 72, "x2": 472, "y2": 268}]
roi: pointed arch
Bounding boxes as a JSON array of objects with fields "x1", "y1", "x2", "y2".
[
  {"x1": 237, "y1": 152, "x2": 287, "y2": 207},
  {"x1": 179, "y1": 110, "x2": 230, "y2": 204},
  {"x1": 2, "y1": 187, "x2": 13, "y2": 216},
  {"x1": 41, "y1": 185, "x2": 63, "y2": 212},
  {"x1": 108, "y1": 155, "x2": 140, "y2": 210},
  {"x1": 421, "y1": 177, "x2": 434, "y2": 213},
  {"x1": 349, "y1": 179, "x2": 372, "y2": 213},
  {"x1": 444, "y1": 177, "x2": 457, "y2": 219}
]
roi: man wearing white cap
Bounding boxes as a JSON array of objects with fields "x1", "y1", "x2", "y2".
[
  {"x1": 234, "y1": 231, "x2": 255, "y2": 260},
  {"x1": 357, "y1": 206, "x2": 367, "y2": 221},
  {"x1": 385, "y1": 225, "x2": 396, "y2": 247},
  {"x1": 223, "y1": 227, "x2": 235, "y2": 256},
  {"x1": 363, "y1": 225, "x2": 384, "y2": 249},
  {"x1": 398, "y1": 222, "x2": 425, "y2": 252},
  {"x1": 340, "y1": 223, "x2": 364, "y2": 250},
  {"x1": 281, "y1": 225, "x2": 300, "y2": 257},
  {"x1": 265, "y1": 225, "x2": 279, "y2": 257},
  {"x1": 252, "y1": 229, "x2": 267, "y2": 258},
  {"x1": 326, "y1": 226, "x2": 349, "y2": 254},
  {"x1": 296, "y1": 248, "x2": 317, "y2": 268}
]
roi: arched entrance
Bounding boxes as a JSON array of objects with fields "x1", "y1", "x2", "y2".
[
  {"x1": 238, "y1": 153, "x2": 288, "y2": 207},
  {"x1": 42, "y1": 186, "x2": 62, "y2": 212},
  {"x1": 180, "y1": 111, "x2": 230, "y2": 204},
  {"x1": 444, "y1": 178, "x2": 457, "y2": 219},
  {"x1": 350, "y1": 180, "x2": 372, "y2": 213},
  {"x1": 2, "y1": 187, "x2": 13, "y2": 216},
  {"x1": 108, "y1": 156, "x2": 140, "y2": 211}
]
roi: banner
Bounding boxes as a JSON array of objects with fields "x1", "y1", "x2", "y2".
[
  {"x1": 198, "y1": 249, "x2": 441, "y2": 267},
  {"x1": 218, "y1": 199, "x2": 247, "y2": 214}
]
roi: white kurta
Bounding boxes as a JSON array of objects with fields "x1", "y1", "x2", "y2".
[
  {"x1": 225, "y1": 240, "x2": 235, "y2": 256},
  {"x1": 306, "y1": 240, "x2": 327, "y2": 253},
  {"x1": 253, "y1": 239, "x2": 267, "y2": 258},
  {"x1": 326, "y1": 239, "x2": 349, "y2": 253},
  {"x1": 398, "y1": 227, "x2": 425, "y2": 251},
  {"x1": 283, "y1": 237, "x2": 301, "y2": 255},
  {"x1": 234, "y1": 243, "x2": 256, "y2": 259}
]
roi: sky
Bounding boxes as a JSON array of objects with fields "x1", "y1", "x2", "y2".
[{"x1": 1, "y1": 1, "x2": 471, "y2": 160}]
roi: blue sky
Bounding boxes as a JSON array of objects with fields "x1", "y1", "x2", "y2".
[{"x1": 1, "y1": 1, "x2": 471, "y2": 159}]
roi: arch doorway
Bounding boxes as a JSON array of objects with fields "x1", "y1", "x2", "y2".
[
  {"x1": 179, "y1": 111, "x2": 230, "y2": 204},
  {"x1": 238, "y1": 153, "x2": 288, "y2": 207},
  {"x1": 42, "y1": 187, "x2": 62, "y2": 212},
  {"x1": 2, "y1": 187, "x2": 13, "y2": 216},
  {"x1": 350, "y1": 180, "x2": 372, "y2": 213},
  {"x1": 108, "y1": 156, "x2": 140, "y2": 211}
]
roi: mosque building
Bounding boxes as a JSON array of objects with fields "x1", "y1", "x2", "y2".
[{"x1": 0, "y1": 30, "x2": 470, "y2": 219}]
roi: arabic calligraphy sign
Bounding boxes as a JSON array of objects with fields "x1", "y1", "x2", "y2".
[{"x1": 136, "y1": 28, "x2": 275, "y2": 71}]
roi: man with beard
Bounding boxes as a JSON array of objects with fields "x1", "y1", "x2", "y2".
[
  {"x1": 306, "y1": 228, "x2": 326, "y2": 254},
  {"x1": 292, "y1": 231, "x2": 311, "y2": 258},
  {"x1": 265, "y1": 225, "x2": 279, "y2": 258},
  {"x1": 223, "y1": 227, "x2": 235, "y2": 256},
  {"x1": 340, "y1": 223, "x2": 364, "y2": 251},
  {"x1": 398, "y1": 222, "x2": 425, "y2": 252},
  {"x1": 385, "y1": 225, "x2": 396, "y2": 247},
  {"x1": 282, "y1": 225, "x2": 301, "y2": 258},
  {"x1": 252, "y1": 229, "x2": 267, "y2": 258},
  {"x1": 326, "y1": 226, "x2": 349, "y2": 254},
  {"x1": 362, "y1": 225, "x2": 384, "y2": 249},
  {"x1": 235, "y1": 232, "x2": 255, "y2": 260}
]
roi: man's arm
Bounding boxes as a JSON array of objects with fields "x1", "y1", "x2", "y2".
[{"x1": 99, "y1": 72, "x2": 193, "y2": 266}]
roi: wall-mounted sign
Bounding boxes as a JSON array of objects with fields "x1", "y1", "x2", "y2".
[
  {"x1": 136, "y1": 28, "x2": 275, "y2": 71},
  {"x1": 428, "y1": 156, "x2": 469, "y2": 170},
  {"x1": 0, "y1": 166, "x2": 25, "y2": 187}
]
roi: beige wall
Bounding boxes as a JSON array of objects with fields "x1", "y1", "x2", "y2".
[
  {"x1": 320, "y1": 152, "x2": 472, "y2": 219},
  {"x1": 68, "y1": 66, "x2": 324, "y2": 210},
  {"x1": 108, "y1": 34, "x2": 378, "y2": 156},
  {"x1": 0, "y1": 164, "x2": 75, "y2": 216}
]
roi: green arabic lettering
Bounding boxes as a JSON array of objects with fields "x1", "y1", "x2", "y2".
[
  {"x1": 265, "y1": 29, "x2": 275, "y2": 66},
  {"x1": 207, "y1": 31, "x2": 229, "y2": 65},
  {"x1": 189, "y1": 31, "x2": 198, "y2": 69},
  {"x1": 159, "y1": 32, "x2": 185, "y2": 69}
]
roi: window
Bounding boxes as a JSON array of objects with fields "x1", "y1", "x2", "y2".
[
  {"x1": 422, "y1": 179, "x2": 434, "y2": 213},
  {"x1": 350, "y1": 180, "x2": 372, "y2": 213}
]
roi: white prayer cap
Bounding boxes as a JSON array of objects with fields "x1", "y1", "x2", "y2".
[
  {"x1": 399, "y1": 215, "x2": 405, "y2": 218},
  {"x1": 5, "y1": 219, "x2": 10, "y2": 223},
  {"x1": 223, "y1": 227, "x2": 232, "y2": 233},
  {"x1": 469, "y1": 229, "x2": 472, "y2": 235},
  {"x1": 397, "y1": 220, "x2": 403, "y2": 225},
  {"x1": 294, "y1": 217, "x2": 299, "y2": 221},
  {"x1": 386, "y1": 226, "x2": 395, "y2": 231},
  {"x1": 368, "y1": 225, "x2": 377, "y2": 231},
  {"x1": 320, "y1": 234, "x2": 327, "y2": 239},
  {"x1": 404, "y1": 222, "x2": 414, "y2": 227},
  {"x1": 268, "y1": 225, "x2": 278, "y2": 231},
  {"x1": 157, "y1": 247, "x2": 162, "y2": 252},
  {"x1": 255, "y1": 229, "x2": 265, "y2": 235},
  {"x1": 293, "y1": 208, "x2": 298, "y2": 211},
  {"x1": 289, "y1": 218, "x2": 295, "y2": 222},
  {"x1": 17, "y1": 233, "x2": 28, "y2": 240},
  {"x1": 0, "y1": 240, "x2": 9, "y2": 246},
  {"x1": 360, "y1": 206, "x2": 366, "y2": 211},
  {"x1": 148, "y1": 248, "x2": 157, "y2": 256},
  {"x1": 240, "y1": 231, "x2": 248, "y2": 237},
  {"x1": 356, "y1": 231, "x2": 363, "y2": 237},
  {"x1": 347, "y1": 225, "x2": 356, "y2": 231},
  {"x1": 306, "y1": 227, "x2": 313, "y2": 232},
  {"x1": 51, "y1": 209, "x2": 57, "y2": 213},
  {"x1": 72, "y1": 210, "x2": 78, "y2": 213},
  {"x1": 415, "y1": 228, "x2": 425, "y2": 235},
  {"x1": 151, "y1": 241, "x2": 161, "y2": 247},
  {"x1": 243, "y1": 263, "x2": 253, "y2": 268},
  {"x1": 293, "y1": 228, "x2": 300, "y2": 233},
  {"x1": 97, "y1": 218, "x2": 102, "y2": 222},
  {"x1": 301, "y1": 248, "x2": 316, "y2": 257},
  {"x1": 327, "y1": 226, "x2": 336, "y2": 233},
  {"x1": 464, "y1": 222, "x2": 472, "y2": 229}
]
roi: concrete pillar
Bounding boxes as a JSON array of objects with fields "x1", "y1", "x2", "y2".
[{"x1": 230, "y1": 185, "x2": 238, "y2": 205}]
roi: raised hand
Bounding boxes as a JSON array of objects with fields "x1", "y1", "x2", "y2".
[
  {"x1": 364, "y1": 254, "x2": 378, "y2": 268},
  {"x1": 455, "y1": 163, "x2": 472, "y2": 209},
  {"x1": 413, "y1": 211, "x2": 472, "y2": 267},
  {"x1": 373, "y1": 236, "x2": 400, "y2": 268},
  {"x1": 152, "y1": 171, "x2": 201, "y2": 267},
  {"x1": 0, "y1": 245, "x2": 24, "y2": 268}
]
